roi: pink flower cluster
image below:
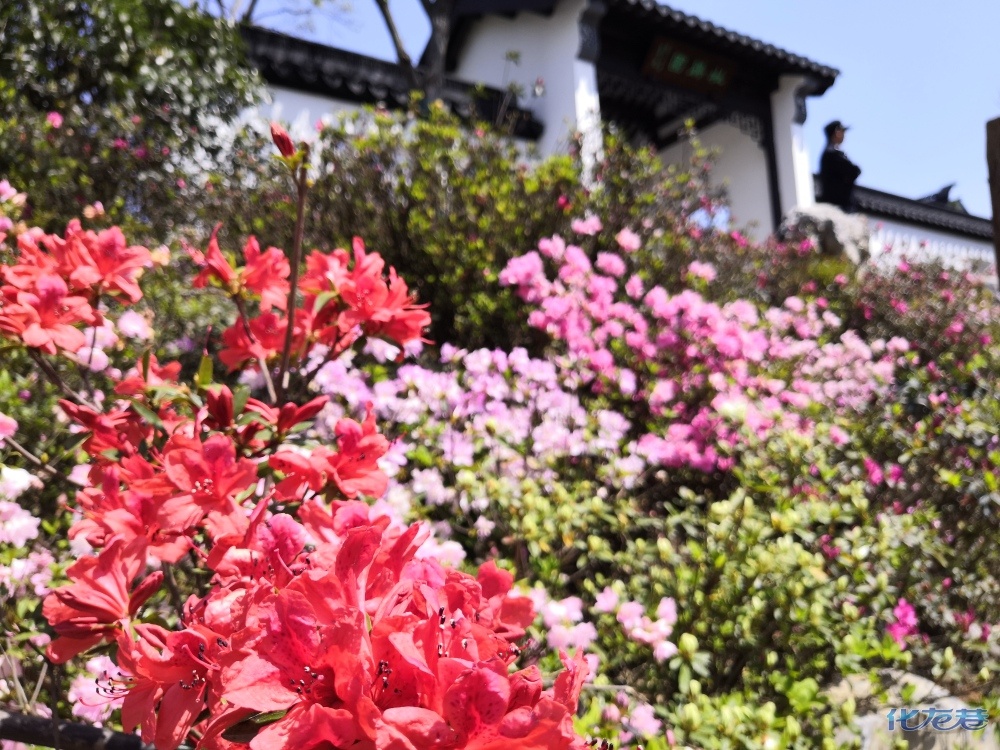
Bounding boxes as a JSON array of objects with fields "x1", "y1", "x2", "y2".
[
  {"x1": 595, "y1": 588, "x2": 678, "y2": 662},
  {"x1": 311, "y1": 345, "x2": 647, "y2": 530},
  {"x1": 500, "y1": 231, "x2": 901, "y2": 472},
  {"x1": 887, "y1": 599, "x2": 918, "y2": 648}
]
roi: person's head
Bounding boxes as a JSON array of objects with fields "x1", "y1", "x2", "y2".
[{"x1": 824, "y1": 120, "x2": 848, "y2": 145}]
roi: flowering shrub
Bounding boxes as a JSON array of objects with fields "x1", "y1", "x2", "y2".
[
  {"x1": 0, "y1": 132, "x2": 591, "y2": 750},
  {"x1": 0, "y1": 0, "x2": 259, "y2": 237},
  {"x1": 5, "y1": 109, "x2": 1000, "y2": 750},
  {"x1": 499, "y1": 231, "x2": 897, "y2": 474}
]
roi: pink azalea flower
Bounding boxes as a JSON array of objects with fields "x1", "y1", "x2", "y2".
[
  {"x1": 615, "y1": 228, "x2": 641, "y2": 252},
  {"x1": 46, "y1": 112, "x2": 63, "y2": 128},
  {"x1": 571, "y1": 215, "x2": 603, "y2": 236},
  {"x1": 864, "y1": 457, "x2": 884, "y2": 485},
  {"x1": 594, "y1": 586, "x2": 619, "y2": 613},
  {"x1": 596, "y1": 252, "x2": 626, "y2": 277},
  {"x1": 655, "y1": 597, "x2": 677, "y2": 625},
  {"x1": 627, "y1": 702, "x2": 662, "y2": 738},
  {"x1": 0, "y1": 412, "x2": 16, "y2": 445},
  {"x1": 887, "y1": 598, "x2": 918, "y2": 648},
  {"x1": 686, "y1": 261, "x2": 717, "y2": 282}
]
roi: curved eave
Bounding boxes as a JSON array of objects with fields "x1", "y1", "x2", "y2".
[
  {"x1": 854, "y1": 185, "x2": 993, "y2": 241},
  {"x1": 241, "y1": 26, "x2": 544, "y2": 141},
  {"x1": 610, "y1": 0, "x2": 838, "y2": 91}
]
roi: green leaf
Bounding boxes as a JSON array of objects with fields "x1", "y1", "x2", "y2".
[
  {"x1": 130, "y1": 400, "x2": 164, "y2": 430},
  {"x1": 195, "y1": 354, "x2": 214, "y2": 389},
  {"x1": 232, "y1": 385, "x2": 251, "y2": 415},
  {"x1": 786, "y1": 678, "x2": 820, "y2": 714},
  {"x1": 251, "y1": 709, "x2": 288, "y2": 724}
]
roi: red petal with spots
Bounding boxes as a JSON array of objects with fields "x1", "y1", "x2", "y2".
[
  {"x1": 380, "y1": 706, "x2": 459, "y2": 749},
  {"x1": 441, "y1": 665, "x2": 510, "y2": 744},
  {"x1": 250, "y1": 703, "x2": 361, "y2": 750}
]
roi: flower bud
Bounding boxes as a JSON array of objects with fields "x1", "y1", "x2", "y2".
[{"x1": 270, "y1": 122, "x2": 296, "y2": 157}]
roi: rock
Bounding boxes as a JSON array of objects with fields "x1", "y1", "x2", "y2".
[
  {"x1": 779, "y1": 203, "x2": 871, "y2": 265},
  {"x1": 826, "y1": 670, "x2": 998, "y2": 750}
]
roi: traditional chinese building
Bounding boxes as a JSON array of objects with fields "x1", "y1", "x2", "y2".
[{"x1": 243, "y1": 0, "x2": 994, "y2": 275}]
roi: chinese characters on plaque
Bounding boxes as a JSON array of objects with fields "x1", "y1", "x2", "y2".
[{"x1": 641, "y1": 38, "x2": 735, "y2": 93}]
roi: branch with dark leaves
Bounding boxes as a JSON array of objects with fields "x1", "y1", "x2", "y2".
[{"x1": 0, "y1": 706, "x2": 158, "y2": 750}]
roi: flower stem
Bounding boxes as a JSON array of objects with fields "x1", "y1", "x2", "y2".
[
  {"x1": 28, "y1": 351, "x2": 99, "y2": 411},
  {"x1": 277, "y1": 158, "x2": 309, "y2": 402},
  {"x1": 2, "y1": 435, "x2": 61, "y2": 480},
  {"x1": 233, "y1": 295, "x2": 277, "y2": 403}
]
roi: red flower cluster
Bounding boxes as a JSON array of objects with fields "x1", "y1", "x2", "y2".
[
  {"x1": 0, "y1": 215, "x2": 587, "y2": 750},
  {"x1": 188, "y1": 506, "x2": 586, "y2": 750},
  {"x1": 189, "y1": 232, "x2": 431, "y2": 372},
  {"x1": 0, "y1": 221, "x2": 150, "y2": 353},
  {"x1": 44, "y1": 366, "x2": 588, "y2": 750}
]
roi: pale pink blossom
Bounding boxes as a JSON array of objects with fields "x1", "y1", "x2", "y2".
[
  {"x1": 627, "y1": 702, "x2": 663, "y2": 737},
  {"x1": 116, "y1": 310, "x2": 153, "y2": 341},
  {"x1": 594, "y1": 586, "x2": 619, "y2": 613},
  {"x1": 0, "y1": 501, "x2": 40, "y2": 547},
  {"x1": 67, "y1": 655, "x2": 126, "y2": 726},
  {"x1": 686, "y1": 261, "x2": 717, "y2": 282},
  {"x1": 0, "y1": 412, "x2": 15, "y2": 445},
  {"x1": 615, "y1": 228, "x2": 641, "y2": 252},
  {"x1": 656, "y1": 597, "x2": 677, "y2": 624},
  {"x1": 571, "y1": 215, "x2": 603, "y2": 235}
]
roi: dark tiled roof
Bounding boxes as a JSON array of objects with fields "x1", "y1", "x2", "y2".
[
  {"x1": 240, "y1": 26, "x2": 544, "y2": 140},
  {"x1": 451, "y1": 0, "x2": 839, "y2": 89},
  {"x1": 609, "y1": 0, "x2": 839, "y2": 88},
  {"x1": 854, "y1": 185, "x2": 993, "y2": 240}
]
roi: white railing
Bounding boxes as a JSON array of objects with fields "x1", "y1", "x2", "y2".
[{"x1": 868, "y1": 223, "x2": 996, "y2": 285}]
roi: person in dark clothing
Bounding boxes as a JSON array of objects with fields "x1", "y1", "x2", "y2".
[{"x1": 818, "y1": 120, "x2": 862, "y2": 212}]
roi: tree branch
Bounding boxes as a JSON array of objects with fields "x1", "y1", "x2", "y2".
[
  {"x1": 2, "y1": 435, "x2": 61, "y2": 480},
  {"x1": 0, "y1": 707, "x2": 153, "y2": 750},
  {"x1": 240, "y1": 0, "x2": 262, "y2": 24},
  {"x1": 373, "y1": 0, "x2": 419, "y2": 90},
  {"x1": 28, "y1": 351, "x2": 100, "y2": 411}
]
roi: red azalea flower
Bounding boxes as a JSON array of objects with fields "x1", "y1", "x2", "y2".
[
  {"x1": 328, "y1": 403, "x2": 390, "y2": 498},
  {"x1": 0, "y1": 274, "x2": 97, "y2": 353},
  {"x1": 115, "y1": 354, "x2": 182, "y2": 396},
  {"x1": 246, "y1": 394, "x2": 329, "y2": 436},
  {"x1": 43, "y1": 539, "x2": 162, "y2": 663},
  {"x1": 298, "y1": 248, "x2": 351, "y2": 297},
  {"x1": 117, "y1": 623, "x2": 223, "y2": 750},
  {"x1": 155, "y1": 434, "x2": 258, "y2": 530},
  {"x1": 59, "y1": 400, "x2": 151, "y2": 459},
  {"x1": 241, "y1": 236, "x2": 290, "y2": 310},
  {"x1": 55, "y1": 221, "x2": 151, "y2": 303},
  {"x1": 218, "y1": 311, "x2": 288, "y2": 371},
  {"x1": 269, "y1": 405, "x2": 388, "y2": 500},
  {"x1": 190, "y1": 225, "x2": 237, "y2": 289},
  {"x1": 219, "y1": 571, "x2": 371, "y2": 714}
]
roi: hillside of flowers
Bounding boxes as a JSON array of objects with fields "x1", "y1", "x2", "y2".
[{"x1": 4, "y1": 101, "x2": 1000, "y2": 750}]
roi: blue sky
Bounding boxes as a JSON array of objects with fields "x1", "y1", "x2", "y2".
[{"x1": 267, "y1": 0, "x2": 1000, "y2": 218}]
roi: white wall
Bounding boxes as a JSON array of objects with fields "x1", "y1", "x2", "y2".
[
  {"x1": 258, "y1": 86, "x2": 364, "y2": 140},
  {"x1": 661, "y1": 120, "x2": 773, "y2": 238},
  {"x1": 771, "y1": 75, "x2": 815, "y2": 212},
  {"x1": 869, "y1": 218, "x2": 996, "y2": 282},
  {"x1": 451, "y1": 0, "x2": 600, "y2": 159}
]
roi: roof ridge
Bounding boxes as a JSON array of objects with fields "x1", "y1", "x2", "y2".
[{"x1": 613, "y1": 0, "x2": 839, "y2": 79}]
